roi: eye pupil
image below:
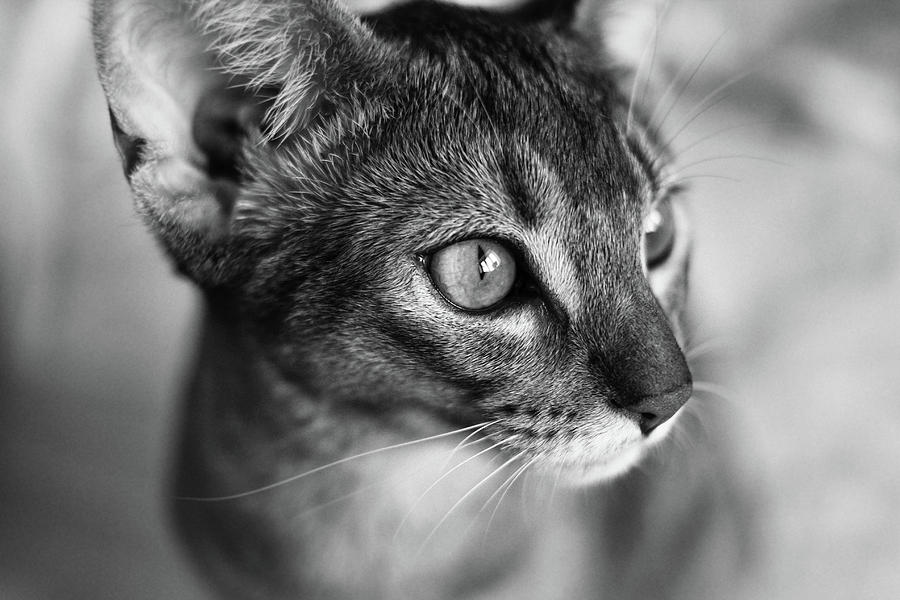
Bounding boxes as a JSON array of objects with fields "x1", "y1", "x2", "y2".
[{"x1": 429, "y1": 239, "x2": 516, "y2": 311}]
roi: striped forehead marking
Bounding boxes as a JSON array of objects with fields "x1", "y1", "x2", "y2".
[
  {"x1": 510, "y1": 145, "x2": 585, "y2": 318},
  {"x1": 523, "y1": 228, "x2": 583, "y2": 317}
]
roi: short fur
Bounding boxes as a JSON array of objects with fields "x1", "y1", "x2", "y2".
[{"x1": 92, "y1": 1, "x2": 747, "y2": 598}]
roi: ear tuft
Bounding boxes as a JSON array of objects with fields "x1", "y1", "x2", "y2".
[{"x1": 190, "y1": 0, "x2": 390, "y2": 143}]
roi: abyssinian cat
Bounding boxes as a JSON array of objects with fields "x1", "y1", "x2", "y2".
[{"x1": 92, "y1": 0, "x2": 750, "y2": 598}]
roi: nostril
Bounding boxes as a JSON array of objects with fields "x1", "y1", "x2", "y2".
[
  {"x1": 613, "y1": 382, "x2": 693, "y2": 435},
  {"x1": 638, "y1": 412, "x2": 664, "y2": 435}
]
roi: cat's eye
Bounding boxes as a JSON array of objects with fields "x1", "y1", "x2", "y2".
[
  {"x1": 429, "y1": 239, "x2": 517, "y2": 311},
  {"x1": 643, "y1": 199, "x2": 676, "y2": 267}
]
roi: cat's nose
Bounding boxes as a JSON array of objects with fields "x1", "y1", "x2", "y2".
[
  {"x1": 604, "y1": 337, "x2": 692, "y2": 434},
  {"x1": 610, "y1": 381, "x2": 692, "y2": 434},
  {"x1": 588, "y1": 286, "x2": 693, "y2": 434}
]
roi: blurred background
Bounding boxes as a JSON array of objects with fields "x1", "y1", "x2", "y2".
[{"x1": 1, "y1": 0, "x2": 898, "y2": 598}]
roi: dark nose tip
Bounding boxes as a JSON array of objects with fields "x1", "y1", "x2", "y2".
[{"x1": 613, "y1": 382, "x2": 693, "y2": 434}]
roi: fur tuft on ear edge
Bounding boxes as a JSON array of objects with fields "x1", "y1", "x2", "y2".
[{"x1": 92, "y1": 0, "x2": 394, "y2": 286}]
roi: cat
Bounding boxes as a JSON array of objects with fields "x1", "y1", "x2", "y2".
[{"x1": 92, "y1": 0, "x2": 750, "y2": 598}]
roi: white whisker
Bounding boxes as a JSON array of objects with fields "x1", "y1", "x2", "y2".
[
  {"x1": 480, "y1": 456, "x2": 531, "y2": 516},
  {"x1": 393, "y1": 438, "x2": 505, "y2": 541},
  {"x1": 673, "y1": 153, "x2": 788, "y2": 175},
  {"x1": 177, "y1": 421, "x2": 496, "y2": 502},
  {"x1": 649, "y1": 30, "x2": 728, "y2": 140},
  {"x1": 627, "y1": 0, "x2": 672, "y2": 136},
  {"x1": 293, "y1": 457, "x2": 437, "y2": 518},
  {"x1": 481, "y1": 456, "x2": 538, "y2": 544},
  {"x1": 417, "y1": 451, "x2": 525, "y2": 555},
  {"x1": 675, "y1": 119, "x2": 779, "y2": 158},
  {"x1": 660, "y1": 67, "x2": 761, "y2": 151},
  {"x1": 666, "y1": 173, "x2": 742, "y2": 185},
  {"x1": 436, "y1": 421, "x2": 497, "y2": 472}
]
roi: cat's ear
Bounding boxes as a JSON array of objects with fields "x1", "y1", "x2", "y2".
[
  {"x1": 503, "y1": 0, "x2": 664, "y2": 68},
  {"x1": 585, "y1": 0, "x2": 667, "y2": 71},
  {"x1": 501, "y1": 0, "x2": 580, "y2": 25},
  {"x1": 92, "y1": 0, "x2": 392, "y2": 285}
]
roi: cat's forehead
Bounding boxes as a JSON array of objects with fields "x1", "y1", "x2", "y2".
[
  {"x1": 267, "y1": 2, "x2": 661, "y2": 276},
  {"x1": 371, "y1": 82, "x2": 651, "y2": 241},
  {"x1": 368, "y1": 4, "x2": 658, "y2": 213}
]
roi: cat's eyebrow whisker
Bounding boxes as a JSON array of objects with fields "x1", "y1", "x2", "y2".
[
  {"x1": 417, "y1": 451, "x2": 526, "y2": 555},
  {"x1": 673, "y1": 119, "x2": 781, "y2": 159},
  {"x1": 442, "y1": 85, "x2": 498, "y2": 143},
  {"x1": 472, "y1": 86, "x2": 501, "y2": 143},
  {"x1": 658, "y1": 67, "x2": 762, "y2": 154},
  {"x1": 667, "y1": 154, "x2": 784, "y2": 187},
  {"x1": 648, "y1": 29, "x2": 729, "y2": 143},
  {"x1": 392, "y1": 439, "x2": 507, "y2": 542},
  {"x1": 664, "y1": 172, "x2": 742, "y2": 186},
  {"x1": 176, "y1": 421, "x2": 497, "y2": 502},
  {"x1": 627, "y1": 0, "x2": 673, "y2": 137},
  {"x1": 673, "y1": 153, "x2": 789, "y2": 174}
]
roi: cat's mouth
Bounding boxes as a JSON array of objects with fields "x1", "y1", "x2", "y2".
[{"x1": 529, "y1": 411, "x2": 683, "y2": 486}]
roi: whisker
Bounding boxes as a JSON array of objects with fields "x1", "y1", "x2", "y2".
[
  {"x1": 293, "y1": 457, "x2": 438, "y2": 518},
  {"x1": 649, "y1": 30, "x2": 728, "y2": 141},
  {"x1": 659, "y1": 67, "x2": 762, "y2": 152},
  {"x1": 177, "y1": 421, "x2": 496, "y2": 502},
  {"x1": 673, "y1": 153, "x2": 789, "y2": 174},
  {"x1": 393, "y1": 439, "x2": 506, "y2": 541},
  {"x1": 417, "y1": 451, "x2": 525, "y2": 554},
  {"x1": 472, "y1": 85, "x2": 501, "y2": 143},
  {"x1": 674, "y1": 119, "x2": 780, "y2": 158},
  {"x1": 436, "y1": 422, "x2": 497, "y2": 472},
  {"x1": 519, "y1": 462, "x2": 535, "y2": 518},
  {"x1": 665, "y1": 173, "x2": 742, "y2": 185},
  {"x1": 298, "y1": 426, "x2": 498, "y2": 518},
  {"x1": 479, "y1": 456, "x2": 532, "y2": 517},
  {"x1": 626, "y1": 0, "x2": 671, "y2": 136},
  {"x1": 481, "y1": 456, "x2": 538, "y2": 543},
  {"x1": 548, "y1": 460, "x2": 564, "y2": 508}
]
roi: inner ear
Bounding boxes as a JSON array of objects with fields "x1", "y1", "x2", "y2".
[
  {"x1": 192, "y1": 87, "x2": 265, "y2": 185},
  {"x1": 93, "y1": 0, "x2": 396, "y2": 285}
]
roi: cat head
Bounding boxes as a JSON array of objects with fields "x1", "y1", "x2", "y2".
[{"x1": 94, "y1": 0, "x2": 691, "y2": 483}]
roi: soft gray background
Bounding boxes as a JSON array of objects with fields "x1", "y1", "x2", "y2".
[{"x1": 2, "y1": 0, "x2": 899, "y2": 598}]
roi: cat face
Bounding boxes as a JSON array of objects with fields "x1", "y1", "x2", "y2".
[
  {"x1": 95, "y1": 0, "x2": 691, "y2": 484},
  {"x1": 229, "y1": 3, "x2": 692, "y2": 483}
]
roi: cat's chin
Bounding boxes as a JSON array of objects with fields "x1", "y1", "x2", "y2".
[
  {"x1": 564, "y1": 444, "x2": 647, "y2": 486},
  {"x1": 552, "y1": 415, "x2": 683, "y2": 487}
]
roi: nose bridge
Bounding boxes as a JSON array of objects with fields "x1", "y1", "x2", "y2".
[{"x1": 579, "y1": 271, "x2": 693, "y2": 431}]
